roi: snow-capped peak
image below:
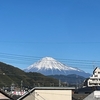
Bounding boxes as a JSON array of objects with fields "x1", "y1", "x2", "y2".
[
  {"x1": 27, "y1": 57, "x2": 80, "y2": 71},
  {"x1": 24, "y1": 57, "x2": 91, "y2": 77}
]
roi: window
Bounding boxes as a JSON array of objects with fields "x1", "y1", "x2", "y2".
[{"x1": 94, "y1": 75, "x2": 98, "y2": 77}]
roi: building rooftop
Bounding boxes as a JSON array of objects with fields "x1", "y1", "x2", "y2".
[{"x1": 17, "y1": 87, "x2": 75, "y2": 100}]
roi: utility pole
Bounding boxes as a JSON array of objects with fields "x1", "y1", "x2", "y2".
[
  {"x1": 59, "y1": 79, "x2": 61, "y2": 87},
  {"x1": 21, "y1": 80, "x2": 23, "y2": 91}
]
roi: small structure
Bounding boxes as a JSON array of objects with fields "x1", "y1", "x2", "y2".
[
  {"x1": 83, "y1": 91, "x2": 100, "y2": 100},
  {"x1": 73, "y1": 67, "x2": 100, "y2": 100},
  {"x1": 88, "y1": 67, "x2": 100, "y2": 87},
  {"x1": 0, "y1": 89, "x2": 14, "y2": 100},
  {"x1": 17, "y1": 87, "x2": 75, "y2": 100}
]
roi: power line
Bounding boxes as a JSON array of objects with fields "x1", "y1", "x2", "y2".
[
  {"x1": 0, "y1": 41, "x2": 100, "y2": 44},
  {"x1": 0, "y1": 52, "x2": 99, "y2": 69},
  {"x1": 0, "y1": 52, "x2": 99, "y2": 62}
]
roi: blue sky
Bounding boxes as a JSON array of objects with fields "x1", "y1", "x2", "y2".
[{"x1": 0, "y1": 0, "x2": 100, "y2": 73}]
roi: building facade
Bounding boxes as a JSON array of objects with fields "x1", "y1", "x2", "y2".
[
  {"x1": 17, "y1": 87, "x2": 75, "y2": 100},
  {"x1": 83, "y1": 91, "x2": 100, "y2": 100},
  {"x1": 88, "y1": 67, "x2": 100, "y2": 87}
]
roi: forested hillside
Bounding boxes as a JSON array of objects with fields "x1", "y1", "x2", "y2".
[{"x1": 0, "y1": 62, "x2": 59, "y2": 88}]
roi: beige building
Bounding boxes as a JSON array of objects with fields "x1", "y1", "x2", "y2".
[
  {"x1": 88, "y1": 67, "x2": 100, "y2": 87},
  {"x1": 0, "y1": 89, "x2": 14, "y2": 100},
  {"x1": 17, "y1": 87, "x2": 75, "y2": 100}
]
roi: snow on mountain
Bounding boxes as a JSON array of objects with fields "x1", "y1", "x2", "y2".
[{"x1": 24, "y1": 57, "x2": 91, "y2": 77}]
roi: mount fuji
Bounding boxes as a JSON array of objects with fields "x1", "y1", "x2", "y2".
[{"x1": 24, "y1": 57, "x2": 91, "y2": 77}]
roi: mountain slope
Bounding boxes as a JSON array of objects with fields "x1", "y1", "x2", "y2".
[
  {"x1": 0, "y1": 62, "x2": 59, "y2": 88},
  {"x1": 24, "y1": 57, "x2": 91, "y2": 77}
]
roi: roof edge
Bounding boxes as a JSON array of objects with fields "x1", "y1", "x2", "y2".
[{"x1": 17, "y1": 87, "x2": 75, "y2": 100}]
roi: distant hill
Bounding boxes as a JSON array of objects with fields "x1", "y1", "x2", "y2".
[
  {"x1": 0, "y1": 62, "x2": 59, "y2": 88},
  {"x1": 48, "y1": 74, "x2": 86, "y2": 87},
  {"x1": 0, "y1": 61, "x2": 87, "y2": 89}
]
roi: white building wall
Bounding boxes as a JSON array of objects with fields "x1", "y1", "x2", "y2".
[
  {"x1": 88, "y1": 67, "x2": 100, "y2": 87},
  {"x1": 22, "y1": 90, "x2": 72, "y2": 100}
]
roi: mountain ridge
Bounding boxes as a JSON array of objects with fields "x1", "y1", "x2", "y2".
[
  {"x1": 24, "y1": 57, "x2": 91, "y2": 77},
  {"x1": 0, "y1": 61, "x2": 87, "y2": 88}
]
